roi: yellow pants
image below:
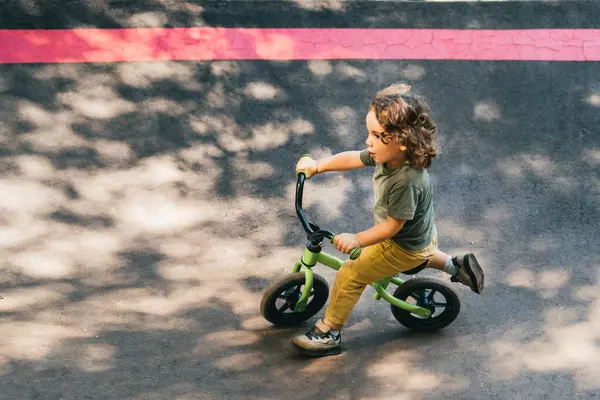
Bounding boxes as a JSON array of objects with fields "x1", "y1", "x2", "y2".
[{"x1": 324, "y1": 235, "x2": 438, "y2": 327}]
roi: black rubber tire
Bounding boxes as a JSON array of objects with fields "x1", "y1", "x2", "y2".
[
  {"x1": 391, "y1": 277, "x2": 461, "y2": 331},
  {"x1": 260, "y1": 272, "x2": 329, "y2": 326}
]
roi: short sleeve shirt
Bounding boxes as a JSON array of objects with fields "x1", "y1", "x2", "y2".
[{"x1": 360, "y1": 149, "x2": 436, "y2": 250}]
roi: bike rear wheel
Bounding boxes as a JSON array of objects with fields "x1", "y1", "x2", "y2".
[{"x1": 390, "y1": 277, "x2": 461, "y2": 331}]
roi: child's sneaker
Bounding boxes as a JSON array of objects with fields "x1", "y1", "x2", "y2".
[
  {"x1": 291, "y1": 319, "x2": 342, "y2": 356},
  {"x1": 450, "y1": 254, "x2": 485, "y2": 294}
]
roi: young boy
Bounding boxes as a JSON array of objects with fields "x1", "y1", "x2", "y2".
[{"x1": 292, "y1": 83, "x2": 484, "y2": 357}]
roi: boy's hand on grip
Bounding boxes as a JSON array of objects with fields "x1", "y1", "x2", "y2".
[
  {"x1": 296, "y1": 156, "x2": 318, "y2": 178},
  {"x1": 333, "y1": 233, "x2": 361, "y2": 254}
]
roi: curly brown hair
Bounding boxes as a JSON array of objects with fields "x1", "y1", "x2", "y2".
[{"x1": 369, "y1": 83, "x2": 438, "y2": 169}]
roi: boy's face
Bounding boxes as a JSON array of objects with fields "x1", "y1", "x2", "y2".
[{"x1": 365, "y1": 110, "x2": 406, "y2": 167}]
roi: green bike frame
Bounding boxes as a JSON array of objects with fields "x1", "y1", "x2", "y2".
[
  {"x1": 292, "y1": 155, "x2": 432, "y2": 320},
  {"x1": 291, "y1": 248, "x2": 432, "y2": 319}
]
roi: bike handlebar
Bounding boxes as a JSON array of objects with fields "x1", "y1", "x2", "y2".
[{"x1": 295, "y1": 155, "x2": 362, "y2": 260}]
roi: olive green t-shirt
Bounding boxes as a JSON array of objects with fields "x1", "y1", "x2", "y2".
[{"x1": 360, "y1": 149, "x2": 436, "y2": 250}]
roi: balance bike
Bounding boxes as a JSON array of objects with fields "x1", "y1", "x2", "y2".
[{"x1": 260, "y1": 156, "x2": 461, "y2": 331}]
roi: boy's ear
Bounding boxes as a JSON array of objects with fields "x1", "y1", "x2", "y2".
[{"x1": 400, "y1": 145, "x2": 407, "y2": 151}]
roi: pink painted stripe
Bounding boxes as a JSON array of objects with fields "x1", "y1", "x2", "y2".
[{"x1": 1, "y1": 28, "x2": 600, "y2": 63}]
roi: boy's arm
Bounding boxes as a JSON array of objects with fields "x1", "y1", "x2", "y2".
[
  {"x1": 334, "y1": 217, "x2": 406, "y2": 253},
  {"x1": 316, "y1": 151, "x2": 366, "y2": 173},
  {"x1": 356, "y1": 217, "x2": 405, "y2": 247},
  {"x1": 296, "y1": 151, "x2": 366, "y2": 178}
]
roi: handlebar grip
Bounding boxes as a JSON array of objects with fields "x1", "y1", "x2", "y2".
[
  {"x1": 295, "y1": 154, "x2": 314, "y2": 179},
  {"x1": 331, "y1": 234, "x2": 362, "y2": 260},
  {"x1": 349, "y1": 247, "x2": 362, "y2": 260}
]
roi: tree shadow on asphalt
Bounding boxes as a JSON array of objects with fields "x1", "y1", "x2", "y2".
[{"x1": 2, "y1": 1, "x2": 600, "y2": 399}]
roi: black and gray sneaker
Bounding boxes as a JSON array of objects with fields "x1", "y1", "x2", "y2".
[
  {"x1": 450, "y1": 253, "x2": 485, "y2": 294},
  {"x1": 291, "y1": 319, "x2": 342, "y2": 357}
]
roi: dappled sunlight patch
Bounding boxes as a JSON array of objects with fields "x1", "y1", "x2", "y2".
[
  {"x1": 0, "y1": 218, "x2": 52, "y2": 249},
  {"x1": 243, "y1": 82, "x2": 281, "y2": 101},
  {"x1": 189, "y1": 114, "x2": 238, "y2": 138},
  {"x1": 19, "y1": 101, "x2": 65, "y2": 128},
  {"x1": 76, "y1": 344, "x2": 116, "y2": 373},
  {"x1": 505, "y1": 267, "x2": 570, "y2": 297},
  {"x1": 365, "y1": 349, "x2": 468, "y2": 397},
  {"x1": 142, "y1": 97, "x2": 194, "y2": 116},
  {"x1": 157, "y1": 263, "x2": 205, "y2": 282},
  {"x1": 306, "y1": 147, "x2": 334, "y2": 161},
  {"x1": 206, "y1": 82, "x2": 238, "y2": 108},
  {"x1": 401, "y1": 64, "x2": 426, "y2": 81},
  {"x1": 59, "y1": 85, "x2": 136, "y2": 120},
  {"x1": 487, "y1": 326, "x2": 531, "y2": 379},
  {"x1": 214, "y1": 351, "x2": 263, "y2": 371},
  {"x1": 505, "y1": 267, "x2": 535, "y2": 289},
  {"x1": 158, "y1": 239, "x2": 202, "y2": 262},
  {"x1": 292, "y1": 0, "x2": 346, "y2": 11},
  {"x1": 248, "y1": 223, "x2": 284, "y2": 246},
  {"x1": 237, "y1": 159, "x2": 275, "y2": 179},
  {"x1": 17, "y1": 103, "x2": 87, "y2": 151},
  {"x1": 136, "y1": 156, "x2": 186, "y2": 184},
  {"x1": 496, "y1": 154, "x2": 575, "y2": 190},
  {"x1": 538, "y1": 269, "x2": 570, "y2": 291},
  {"x1": 210, "y1": 61, "x2": 240, "y2": 77},
  {"x1": 575, "y1": 272, "x2": 600, "y2": 303},
  {"x1": 337, "y1": 63, "x2": 366, "y2": 80},
  {"x1": 0, "y1": 322, "x2": 91, "y2": 362},
  {"x1": 482, "y1": 204, "x2": 513, "y2": 224},
  {"x1": 13, "y1": 247, "x2": 77, "y2": 279},
  {"x1": 32, "y1": 63, "x2": 82, "y2": 80},
  {"x1": 56, "y1": 296, "x2": 196, "y2": 332},
  {"x1": 241, "y1": 315, "x2": 272, "y2": 330},
  {"x1": 0, "y1": 179, "x2": 66, "y2": 217},
  {"x1": 289, "y1": 119, "x2": 315, "y2": 135},
  {"x1": 245, "y1": 247, "x2": 308, "y2": 277},
  {"x1": 248, "y1": 122, "x2": 290, "y2": 151},
  {"x1": 308, "y1": 60, "x2": 333, "y2": 76},
  {"x1": 435, "y1": 218, "x2": 488, "y2": 246},
  {"x1": 117, "y1": 62, "x2": 195, "y2": 88},
  {"x1": 474, "y1": 101, "x2": 500, "y2": 122},
  {"x1": 13, "y1": 154, "x2": 56, "y2": 180},
  {"x1": 583, "y1": 148, "x2": 600, "y2": 165},
  {"x1": 117, "y1": 192, "x2": 209, "y2": 234},
  {"x1": 0, "y1": 283, "x2": 74, "y2": 312},
  {"x1": 586, "y1": 93, "x2": 600, "y2": 107},
  {"x1": 179, "y1": 143, "x2": 224, "y2": 163},
  {"x1": 93, "y1": 139, "x2": 134, "y2": 164},
  {"x1": 108, "y1": 286, "x2": 210, "y2": 316},
  {"x1": 330, "y1": 106, "x2": 359, "y2": 146},
  {"x1": 129, "y1": 11, "x2": 168, "y2": 27},
  {"x1": 489, "y1": 303, "x2": 600, "y2": 389},
  {"x1": 286, "y1": 174, "x2": 352, "y2": 220},
  {"x1": 299, "y1": 352, "x2": 348, "y2": 374},
  {"x1": 190, "y1": 114, "x2": 313, "y2": 153},
  {"x1": 20, "y1": 125, "x2": 88, "y2": 152},
  {"x1": 203, "y1": 330, "x2": 261, "y2": 348}
]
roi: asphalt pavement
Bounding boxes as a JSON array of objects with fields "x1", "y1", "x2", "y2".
[{"x1": 1, "y1": 1, "x2": 600, "y2": 399}]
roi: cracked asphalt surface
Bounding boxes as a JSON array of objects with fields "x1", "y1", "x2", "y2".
[{"x1": 1, "y1": 1, "x2": 600, "y2": 399}]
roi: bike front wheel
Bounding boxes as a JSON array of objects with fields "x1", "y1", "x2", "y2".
[{"x1": 260, "y1": 272, "x2": 329, "y2": 326}]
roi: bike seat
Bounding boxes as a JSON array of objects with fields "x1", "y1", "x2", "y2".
[{"x1": 402, "y1": 261, "x2": 428, "y2": 275}]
